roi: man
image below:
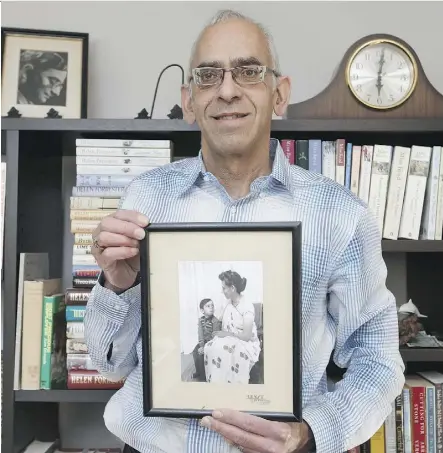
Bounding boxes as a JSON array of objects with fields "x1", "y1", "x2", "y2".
[{"x1": 84, "y1": 9, "x2": 405, "y2": 453}]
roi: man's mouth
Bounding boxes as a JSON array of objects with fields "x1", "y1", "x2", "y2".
[{"x1": 212, "y1": 113, "x2": 249, "y2": 121}]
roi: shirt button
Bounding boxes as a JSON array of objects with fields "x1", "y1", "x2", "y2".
[
  {"x1": 230, "y1": 206, "x2": 236, "y2": 214},
  {"x1": 203, "y1": 175, "x2": 209, "y2": 181},
  {"x1": 259, "y1": 192, "x2": 266, "y2": 198},
  {"x1": 114, "y1": 304, "x2": 120, "y2": 310}
]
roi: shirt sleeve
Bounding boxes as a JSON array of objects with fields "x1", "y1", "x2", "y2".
[
  {"x1": 83, "y1": 274, "x2": 142, "y2": 382},
  {"x1": 302, "y1": 206, "x2": 405, "y2": 453}
]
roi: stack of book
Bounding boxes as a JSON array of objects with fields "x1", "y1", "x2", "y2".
[
  {"x1": 65, "y1": 138, "x2": 172, "y2": 388},
  {"x1": 280, "y1": 139, "x2": 443, "y2": 240}
]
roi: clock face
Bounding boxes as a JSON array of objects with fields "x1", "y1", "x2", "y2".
[{"x1": 346, "y1": 39, "x2": 417, "y2": 109}]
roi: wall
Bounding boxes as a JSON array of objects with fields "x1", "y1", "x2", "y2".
[
  {"x1": 2, "y1": 1, "x2": 443, "y2": 120},
  {"x1": 2, "y1": 0, "x2": 442, "y2": 449}
]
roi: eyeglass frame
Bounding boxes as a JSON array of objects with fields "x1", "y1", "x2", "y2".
[{"x1": 189, "y1": 65, "x2": 281, "y2": 88}]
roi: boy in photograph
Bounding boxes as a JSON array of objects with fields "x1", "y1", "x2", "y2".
[{"x1": 192, "y1": 298, "x2": 221, "y2": 382}]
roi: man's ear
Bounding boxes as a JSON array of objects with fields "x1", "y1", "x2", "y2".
[
  {"x1": 273, "y1": 76, "x2": 291, "y2": 118},
  {"x1": 181, "y1": 84, "x2": 196, "y2": 124}
]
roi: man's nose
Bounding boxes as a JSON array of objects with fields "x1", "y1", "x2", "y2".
[{"x1": 217, "y1": 71, "x2": 242, "y2": 102}]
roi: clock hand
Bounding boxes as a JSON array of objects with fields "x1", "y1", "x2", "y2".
[{"x1": 375, "y1": 48, "x2": 386, "y2": 97}]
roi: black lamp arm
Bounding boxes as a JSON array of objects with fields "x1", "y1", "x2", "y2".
[{"x1": 149, "y1": 63, "x2": 185, "y2": 119}]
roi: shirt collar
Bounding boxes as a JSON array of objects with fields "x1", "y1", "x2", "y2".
[{"x1": 176, "y1": 138, "x2": 292, "y2": 196}]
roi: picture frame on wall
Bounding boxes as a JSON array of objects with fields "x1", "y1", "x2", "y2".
[
  {"x1": 1, "y1": 27, "x2": 88, "y2": 118},
  {"x1": 139, "y1": 221, "x2": 302, "y2": 422}
]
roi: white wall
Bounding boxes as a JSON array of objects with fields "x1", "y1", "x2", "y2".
[{"x1": 2, "y1": 1, "x2": 443, "y2": 120}]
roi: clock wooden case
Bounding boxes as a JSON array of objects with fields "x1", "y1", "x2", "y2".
[{"x1": 286, "y1": 33, "x2": 443, "y2": 119}]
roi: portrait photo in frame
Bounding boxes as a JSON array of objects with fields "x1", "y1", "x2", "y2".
[
  {"x1": 139, "y1": 222, "x2": 302, "y2": 422},
  {"x1": 1, "y1": 27, "x2": 88, "y2": 118}
]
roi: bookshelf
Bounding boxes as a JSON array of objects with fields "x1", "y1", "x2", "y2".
[{"x1": 2, "y1": 116, "x2": 443, "y2": 453}]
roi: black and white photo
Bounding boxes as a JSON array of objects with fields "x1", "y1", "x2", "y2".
[
  {"x1": 178, "y1": 261, "x2": 264, "y2": 385},
  {"x1": 1, "y1": 27, "x2": 88, "y2": 118},
  {"x1": 16, "y1": 49, "x2": 68, "y2": 106}
]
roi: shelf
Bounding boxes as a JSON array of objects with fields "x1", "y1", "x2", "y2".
[
  {"x1": 14, "y1": 349, "x2": 443, "y2": 403},
  {"x1": 400, "y1": 348, "x2": 443, "y2": 362},
  {"x1": 2, "y1": 118, "x2": 443, "y2": 133},
  {"x1": 381, "y1": 240, "x2": 443, "y2": 252},
  {"x1": 15, "y1": 389, "x2": 116, "y2": 403}
]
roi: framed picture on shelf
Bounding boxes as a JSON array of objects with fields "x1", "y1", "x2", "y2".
[
  {"x1": 139, "y1": 221, "x2": 302, "y2": 422},
  {"x1": 1, "y1": 27, "x2": 88, "y2": 118}
]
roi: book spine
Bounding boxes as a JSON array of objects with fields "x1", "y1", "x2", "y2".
[
  {"x1": 280, "y1": 139, "x2": 295, "y2": 164},
  {"x1": 73, "y1": 244, "x2": 92, "y2": 255},
  {"x1": 395, "y1": 393, "x2": 404, "y2": 453},
  {"x1": 40, "y1": 296, "x2": 54, "y2": 389},
  {"x1": 72, "y1": 277, "x2": 97, "y2": 288},
  {"x1": 370, "y1": 422, "x2": 385, "y2": 452},
  {"x1": 70, "y1": 196, "x2": 120, "y2": 209},
  {"x1": 70, "y1": 209, "x2": 115, "y2": 221},
  {"x1": 76, "y1": 174, "x2": 134, "y2": 187},
  {"x1": 66, "y1": 321, "x2": 84, "y2": 339},
  {"x1": 345, "y1": 142, "x2": 353, "y2": 189},
  {"x1": 67, "y1": 370, "x2": 125, "y2": 389},
  {"x1": 335, "y1": 139, "x2": 346, "y2": 186},
  {"x1": 420, "y1": 145, "x2": 441, "y2": 239},
  {"x1": 321, "y1": 141, "x2": 336, "y2": 181},
  {"x1": 66, "y1": 305, "x2": 86, "y2": 322},
  {"x1": 358, "y1": 145, "x2": 374, "y2": 204},
  {"x1": 434, "y1": 147, "x2": 443, "y2": 240},
  {"x1": 295, "y1": 140, "x2": 309, "y2": 170},
  {"x1": 71, "y1": 220, "x2": 100, "y2": 233},
  {"x1": 72, "y1": 185, "x2": 127, "y2": 197},
  {"x1": 66, "y1": 289, "x2": 92, "y2": 304},
  {"x1": 72, "y1": 266, "x2": 100, "y2": 278},
  {"x1": 411, "y1": 386, "x2": 426, "y2": 453},
  {"x1": 308, "y1": 139, "x2": 322, "y2": 173},
  {"x1": 74, "y1": 233, "x2": 93, "y2": 244},
  {"x1": 75, "y1": 138, "x2": 171, "y2": 148},
  {"x1": 435, "y1": 383, "x2": 443, "y2": 453},
  {"x1": 76, "y1": 146, "x2": 171, "y2": 157},
  {"x1": 382, "y1": 146, "x2": 411, "y2": 240},
  {"x1": 76, "y1": 156, "x2": 170, "y2": 166},
  {"x1": 67, "y1": 354, "x2": 95, "y2": 370},
  {"x1": 398, "y1": 145, "x2": 432, "y2": 240},
  {"x1": 66, "y1": 338, "x2": 88, "y2": 354},
  {"x1": 77, "y1": 164, "x2": 155, "y2": 176},
  {"x1": 426, "y1": 387, "x2": 435, "y2": 453},
  {"x1": 403, "y1": 388, "x2": 413, "y2": 453},
  {"x1": 385, "y1": 401, "x2": 397, "y2": 453},
  {"x1": 350, "y1": 145, "x2": 361, "y2": 196}
]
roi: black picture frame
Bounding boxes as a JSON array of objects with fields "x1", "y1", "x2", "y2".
[
  {"x1": 1, "y1": 26, "x2": 88, "y2": 118},
  {"x1": 139, "y1": 221, "x2": 302, "y2": 422}
]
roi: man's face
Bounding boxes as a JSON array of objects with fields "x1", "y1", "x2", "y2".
[{"x1": 182, "y1": 19, "x2": 288, "y2": 157}]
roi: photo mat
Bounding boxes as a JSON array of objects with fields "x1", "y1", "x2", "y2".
[{"x1": 140, "y1": 222, "x2": 302, "y2": 421}]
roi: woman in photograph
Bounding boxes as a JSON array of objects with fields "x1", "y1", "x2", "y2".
[{"x1": 203, "y1": 270, "x2": 261, "y2": 384}]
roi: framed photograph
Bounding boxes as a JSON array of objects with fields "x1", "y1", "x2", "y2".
[
  {"x1": 1, "y1": 27, "x2": 88, "y2": 118},
  {"x1": 140, "y1": 222, "x2": 302, "y2": 422}
]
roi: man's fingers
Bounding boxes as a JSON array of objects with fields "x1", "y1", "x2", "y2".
[
  {"x1": 201, "y1": 416, "x2": 280, "y2": 453},
  {"x1": 100, "y1": 246, "x2": 139, "y2": 262},
  {"x1": 93, "y1": 231, "x2": 139, "y2": 249},
  {"x1": 113, "y1": 209, "x2": 149, "y2": 227},
  {"x1": 99, "y1": 215, "x2": 147, "y2": 241},
  {"x1": 210, "y1": 409, "x2": 291, "y2": 442}
]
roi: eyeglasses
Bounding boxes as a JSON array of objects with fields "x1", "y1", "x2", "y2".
[{"x1": 191, "y1": 65, "x2": 280, "y2": 87}]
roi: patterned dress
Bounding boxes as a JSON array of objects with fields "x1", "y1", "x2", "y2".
[{"x1": 203, "y1": 298, "x2": 261, "y2": 384}]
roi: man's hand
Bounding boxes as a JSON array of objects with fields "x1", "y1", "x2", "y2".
[
  {"x1": 200, "y1": 409, "x2": 314, "y2": 453},
  {"x1": 91, "y1": 209, "x2": 149, "y2": 292}
]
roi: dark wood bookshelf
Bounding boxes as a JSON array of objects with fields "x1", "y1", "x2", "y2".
[
  {"x1": 2, "y1": 117, "x2": 443, "y2": 133},
  {"x1": 15, "y1": 389, "x2": 117, "y2": 403},
  {"x1": 2, "y1": 116, "x2": 442, "y2": 453}
]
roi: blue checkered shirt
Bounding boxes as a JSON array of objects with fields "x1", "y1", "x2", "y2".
[{"x1": 84, "y1": 139, "x2": 405, "y2": 453}]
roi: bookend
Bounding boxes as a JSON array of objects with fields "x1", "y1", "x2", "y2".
[{"x1": 45, "y1": 108, "x2": 62, "y2": 119}]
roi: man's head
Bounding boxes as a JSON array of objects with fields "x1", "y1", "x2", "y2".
[{"x1": 181, "y1": 10, "x2": 291, "y2": 159}]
